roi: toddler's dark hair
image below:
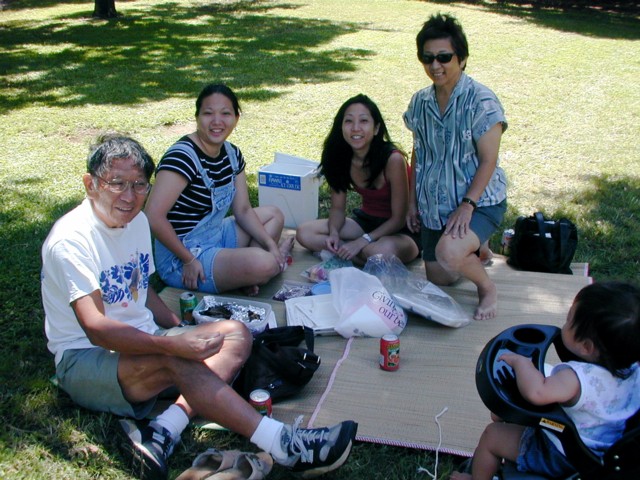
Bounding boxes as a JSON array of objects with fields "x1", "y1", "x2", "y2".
[{"x1": 572, "y1": 281, "x2": 640, "y2": 377}]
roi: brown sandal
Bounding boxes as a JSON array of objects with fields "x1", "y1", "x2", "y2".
[
  {"x1": 205, "y1": 452, "x2": 273, "y2": 480},
  {"x1": 176, "y1": 448, "x2": 242, "y2": 480}
]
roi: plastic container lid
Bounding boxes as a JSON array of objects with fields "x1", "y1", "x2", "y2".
[{"x1": 311, "y1": 281, "x2": 331, "y2": 295}]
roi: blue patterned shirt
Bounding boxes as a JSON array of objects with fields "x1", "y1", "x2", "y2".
[{"x1": 403, "y1": 73, "x2": 508, "y2": 229}]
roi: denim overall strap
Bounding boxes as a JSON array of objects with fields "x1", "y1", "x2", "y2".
[
  {"x1": 223, "y1": 141, "x2": 239, "y2": 174},
  {"x1": 184, "y1": 141, "x2": 238, "y2": 237},
  {"x1": 165, "y1": 140, "x2": 239, "y2": 190}
]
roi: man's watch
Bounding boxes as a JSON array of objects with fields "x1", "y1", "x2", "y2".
[{"x1": 362, "y1": 233, "x2": 373, "y2": 243}]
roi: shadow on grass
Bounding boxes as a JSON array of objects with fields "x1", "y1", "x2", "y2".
[
  {"x1": 0, "y1": 0, "x2": 372, "y2": 113},
  {"x1": 426, "y1": 0, "x2": 640, "y2": 39},
  {"x1": 576, "y1": 174, "x2": 640, "y2": 282},
  {"x1": 498, "y1": 174, "x2": 640, "y2": 283},
  {"x1": 2, "y1": 0, "x2": 96, "y2": 9}
]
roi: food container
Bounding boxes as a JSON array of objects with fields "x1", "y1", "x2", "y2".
[
  {"x1": 193, "y1": 296, "x2": 271, "y2": 335},
  {"x1": 258, "y1": 153, "x2": 322, "y2": 228}
]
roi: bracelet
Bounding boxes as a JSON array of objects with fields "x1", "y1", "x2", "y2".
[
  {"x1": 183, "y1": 255, "x2": 197, "y2": 266},
  {"x1": 461, "y1": 197, "x2": 477, "y2": 209},
  {"x1": 362, "y1": 233, "x2": 373, "y2": 243}
]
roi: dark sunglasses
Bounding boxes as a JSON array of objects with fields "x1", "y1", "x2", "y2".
[{"x1": 420, "y1": 52, "x2": 455, "y2": 65}]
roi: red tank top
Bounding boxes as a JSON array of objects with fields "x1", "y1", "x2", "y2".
[{"x1": 353, "y1": 161, "x2": 411, "y2": 218}]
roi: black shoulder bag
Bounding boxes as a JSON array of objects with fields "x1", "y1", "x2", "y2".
[
  {"x1": 508, "y1": 212, "x2": 578, "y2": 274},
  {"x1": 232, "y1": 326, "x2": 321, "y2": 403}
]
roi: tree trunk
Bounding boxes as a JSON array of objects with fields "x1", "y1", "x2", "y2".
[{"x1": 93, "y1": 0, "x2": 118, "y2": 19}]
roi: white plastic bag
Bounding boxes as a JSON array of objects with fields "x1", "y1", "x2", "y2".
[
  {"x1": 330, "y1": 267, "x2": 406, "y2": 338},
  {"x1": 364, "y1": 254, "x2": 471, "y2": 328}
]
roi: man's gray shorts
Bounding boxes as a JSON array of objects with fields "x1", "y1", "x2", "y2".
[{"x1": 55, "y1": 326, "x2": 190, "y2": 418}]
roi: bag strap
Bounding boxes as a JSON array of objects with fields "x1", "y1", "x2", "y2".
[
  {"x1": 533, "y1": 212, "x2": 553, "y2": 258},
  {"x1": 224, "y1": 141, "x2": 240, "y2": 176},
  {"x1": 558, "y1": 220, "x2": 573, "y2": 265},
  {"x1": 297, "y1": 326, "x2": 315, "y2": 351},
  {"x1": 536, "y1": 214, "x2": 575, "y2": 271},
  {"x1": 254, "y1": 326, "x2": 315, "y2": 352},
  {"x1": 534, "y1": 212, "x2": 546, "y2": 234}
]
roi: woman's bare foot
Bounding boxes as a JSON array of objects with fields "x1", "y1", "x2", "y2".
[
  {"x1": 450, "y1": 472, "x2": 472, "y2": 480},
  {"x1": 479, "y1": 241, "x2": 493, "y2": 266},
  {"x1": 243, "y1": 285, "x2": 259, "y2": 296},
  {"x1": 278, "y1": 236, "x2": 295, "y2": 271},
  {"x1": 279, "y1": 235, "x2": 295, "y2": 256},
  {"x1": 474, "y1": 281, "x2": 497, "y2": 320}
]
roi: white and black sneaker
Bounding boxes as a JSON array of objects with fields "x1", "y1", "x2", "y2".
[
  {"x1": 119, "y1": 419, "x2": 178, "y2": 480},
  {"x1": 279, "y1": 416, "x2": 358, "y2": 478}
]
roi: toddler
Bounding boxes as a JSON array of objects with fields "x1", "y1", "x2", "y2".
[{"x1": 451, "y1": 281, "x2": 640, "y2": 480}]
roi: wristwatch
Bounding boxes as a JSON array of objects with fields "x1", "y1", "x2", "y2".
[
  {"x1": 362, "y1": 233, "x2": 373, "y2": 243},
  {"x1": 461, "y1": 197, "x2": 477, "y2": 209}
]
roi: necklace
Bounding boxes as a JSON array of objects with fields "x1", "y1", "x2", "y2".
[{"x1": 191, "y1": 132, "x2": 221, "y2": 158}]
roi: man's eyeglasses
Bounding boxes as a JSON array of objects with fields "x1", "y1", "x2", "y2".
[
  {"x1": 95, "y1": 176, "x2": 151, "y2": 195},
  {"x1": 420, "y1": 52, "x2": 455, "y2": 65}
]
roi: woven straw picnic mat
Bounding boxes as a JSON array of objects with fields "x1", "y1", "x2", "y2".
[{"x1": 158, "y1": 236, "x2": 591, "y2": 456}]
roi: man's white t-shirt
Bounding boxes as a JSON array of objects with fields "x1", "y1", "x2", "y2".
[{"x1": 42, "y1": 198, "x2": 157, "y2": 365}]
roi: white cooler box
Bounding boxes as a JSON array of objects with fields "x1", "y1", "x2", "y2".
[{"x1": 258, "y1": 153, "x2": 323, "y2": 228}]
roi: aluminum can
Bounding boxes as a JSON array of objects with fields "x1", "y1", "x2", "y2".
[
  {"x1": 179, "y1": 292, "x2": 197, "y2": 324},
  {"x1": 249, "y1": 389, "x2": 272, "y2": 417},
  {"x1": 501, "y1": 229, "x2": 515, "y2": 255},
  {"x1": 380, "y1": 334, "x2": 400, "y2": 371}
]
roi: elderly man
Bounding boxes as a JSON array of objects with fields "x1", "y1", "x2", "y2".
[{"x1": 41, "y1": 134, "x2": 357, "y2": 479}]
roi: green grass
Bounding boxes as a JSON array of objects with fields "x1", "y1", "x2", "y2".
[{"x1": 1, "y1": 0, "x2": 639, "y2": 478}]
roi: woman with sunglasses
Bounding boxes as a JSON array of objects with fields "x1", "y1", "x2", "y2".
[
  {"x1": 296, "y1": 94, "x2": 420, "y2": 265},
  {"x1": 404, "y1": 13, "x2": 508, "y2": 321},
  {"x1": 145, "y1": 84, "x2": 292, "y2": 296}
]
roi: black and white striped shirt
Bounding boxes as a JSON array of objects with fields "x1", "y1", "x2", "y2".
[{"x1": 156, "y1": 136, "x2": 245, "y2": 236}]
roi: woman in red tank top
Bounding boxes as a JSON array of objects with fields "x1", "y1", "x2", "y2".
[{"x1": 296, "y1": 94, "x2": 420, "y2": 266}]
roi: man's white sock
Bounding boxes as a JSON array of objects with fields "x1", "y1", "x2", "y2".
[
  {"x1": 250, "y1": 416, "x2": 288, "y2": 462},
  {"x1": 153, "y1": 404, "x2": 190, "y2": 442}
]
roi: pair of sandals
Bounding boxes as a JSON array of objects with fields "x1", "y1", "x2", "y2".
[{"x1": 176, "y1": 448, "x2": 273, "y2": 480}]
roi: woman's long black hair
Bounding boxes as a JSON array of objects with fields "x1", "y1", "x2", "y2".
[{"x1": 320, "y1": 94, "x2": 403, "y2": 193}]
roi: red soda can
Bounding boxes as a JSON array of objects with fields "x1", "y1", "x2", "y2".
[
  {"x1": 380, "y1": 334, "x2": 400, "y2": 371},
  {"x1": 249, "y1": 389, "x2": 272, "y2": 417}
]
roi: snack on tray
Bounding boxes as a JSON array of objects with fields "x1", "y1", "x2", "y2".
[{"x1": 194, "y1": 296, "x2": 270, "y2": 334}]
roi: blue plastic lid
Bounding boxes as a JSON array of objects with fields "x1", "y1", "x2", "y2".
[{"x1": 311, "y1": 281, "x2": 331, "y2": 295}]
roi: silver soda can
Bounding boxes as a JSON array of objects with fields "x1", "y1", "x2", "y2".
[{"x1": 501, "y1": 229, "x2": 514, "y2": 255}]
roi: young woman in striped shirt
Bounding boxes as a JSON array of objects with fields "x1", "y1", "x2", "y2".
[{"x1": 146, "y1": 84, "x2": 293, "y2": 296}]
